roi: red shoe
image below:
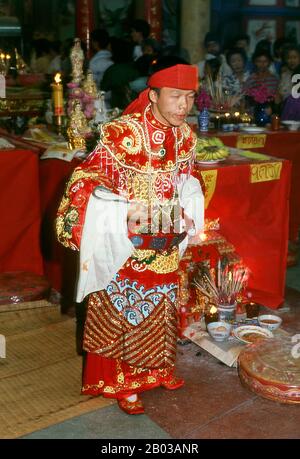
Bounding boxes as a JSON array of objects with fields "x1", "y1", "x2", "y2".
[
  {"x1": 161, "y1": 375, "x2": 185, "y2": 390},
  {"x1": 117, "y1": 396, "x2": 145, "y2": 415}
]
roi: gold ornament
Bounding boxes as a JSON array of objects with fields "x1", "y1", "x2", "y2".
[
  {"x1": 67, "y1": 100, "x2": 91, "y2": 150},
  {"x1": 83, "y1": 70, "x2": 98, "y2": 97}
]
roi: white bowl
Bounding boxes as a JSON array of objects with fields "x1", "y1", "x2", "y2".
[
  {"x1": 258, "y1": 314, "x2": 282, "y2": 331},
  {"x1": 281, "y1": 120, "x2": 300, "y2": 131},
  {"x1": 207, "y1": 321, "x2": 232, "y2": 341}
]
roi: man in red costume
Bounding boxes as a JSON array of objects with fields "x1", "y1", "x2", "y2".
[{"x1": 56, "y1": 63, "x2": 204, "y2": 414}]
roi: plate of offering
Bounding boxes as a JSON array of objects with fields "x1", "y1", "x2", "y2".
[
  {"x1": 258, "y1": 314, "x2": 282, "y2": 331},
  {"x1": 195, "y1": 137, "x2": 230, "y2": 163},
  {"x1": 239, "y1": 126, "x2": 266, "y2": 134},
  {"x1": 196, "y1": 158, "x2": 226, "y2": 165},
  {"x1": 281, "y1": 120, "x2": 300, "y2": 131},
  {"x1": 233, "y1": 325, "x2": 273, "y2": 344}
]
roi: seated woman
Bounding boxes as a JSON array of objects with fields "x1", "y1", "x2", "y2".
[
  {"x1": 244, "y1": 49, "x2": 279, "y2": 100},
  {"x1": 278, "y1": 45, "x2": 300, "y2": 102},
  {"x1": 281, "y1": 64, "x2": 300, "y2": 120},
  {"x1": 222, "y1": 47, "x2": 250, "y2": 105}
]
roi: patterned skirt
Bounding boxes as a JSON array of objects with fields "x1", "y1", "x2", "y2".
[{"x1": 82, "y1": 247, "x2": 180, "y2": 398}]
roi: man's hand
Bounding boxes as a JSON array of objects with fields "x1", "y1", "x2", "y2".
[
  {"x1": 183, "y1": 211, "x2": 195, "y2": 234},
  {"x1": 127, "y1": 201, "x2": 148, "y2": 232}
]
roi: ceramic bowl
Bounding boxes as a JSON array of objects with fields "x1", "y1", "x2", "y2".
[
  {"x1": 281, "y1": 120, "x2": 300, "y2": 131},
  {"x1": 258, "y1": 314, "x2": 282, "y2": 331},
  {"x1": 207, "y1": 321, "x2": 232, "y2": 341}
]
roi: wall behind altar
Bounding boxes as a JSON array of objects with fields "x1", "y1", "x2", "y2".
[
  {"x1": 1, "y1": 0, "x2": 199, "y2": 62},
  {"x1": 211, "y1": 0, "x2": 300, "y2": 51}
]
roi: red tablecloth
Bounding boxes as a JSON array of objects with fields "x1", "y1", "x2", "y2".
[
  {"x1": 0, "y1": 148, "x2": 43, "y2": 275},
  {"x1": 39, "y1": 158, "x2": 81, "y2": 294},
  {"x1": 194, "y1": 154, "x2": 291, "y2": 309},
  {"x1": 211, "y1": 130, "x2": 300, "y2": 242}
]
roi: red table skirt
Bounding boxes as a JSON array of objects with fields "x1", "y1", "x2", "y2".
[
  {"x1": 194, "y1": 157, "x2": 291, "y2": 309},
  {"x1": 0, "y1": 149, "x2": 43, "y2": 275},
  {"x1": 214, "y1": 131, "x2": 300, "y2": 242}
]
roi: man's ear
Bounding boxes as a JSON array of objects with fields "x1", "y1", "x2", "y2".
[{"x1": 149, "y1": 89, "x2": 158, "y2": 104}]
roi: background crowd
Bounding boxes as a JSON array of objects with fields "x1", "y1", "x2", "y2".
[{"x1": 19, "y1": 19, "x2": 300, "y2": 120}]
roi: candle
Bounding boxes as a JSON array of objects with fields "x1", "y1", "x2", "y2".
[
  {"x1": 245, "y1": 302, "x2": 259, "y2": 318},
  {"x1": 51, "y1": 73, "x2": 64, "y2": 116},
  {"x1": 205, "y1": 305, "x2": 219, "y2": 326},
  {"x1": 233, "y1": 111, "x2": 240, "y2": 124}
]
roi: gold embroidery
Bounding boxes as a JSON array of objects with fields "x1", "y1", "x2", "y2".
[
  {"x1": 130, "y1": 248, "x2": 179, "y2": 274},
  {"x1": 83, "y1": 291, "x2": 178, "y2": 368},
  {"x1": 200, "y1": 169, "x2": 218, "y2": 209},
  {"x1": 98, "y1": 115, "x2": 195, "y2": 174}
]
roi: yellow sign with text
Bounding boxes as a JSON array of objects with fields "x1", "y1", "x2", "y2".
[
  {"x1": 200, "y1": 169, "x2": 218, "y2": 209},
  {"x1": 237, "y1": 134, "x2": 266, "y2": 149},
  {"x1": 250, "y1": 162, "x2": 282, "y2": 183}
]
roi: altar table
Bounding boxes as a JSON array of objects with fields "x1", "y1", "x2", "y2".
[
  {"x1": 0, "y1": 148, "x2": 43, "y2": 275},
  {"x1": 206, "y1": 130, "x2": 300, "y2": 243},
  {"x1": 0, "y1": 128, "x2": 290, "y2": 310}
]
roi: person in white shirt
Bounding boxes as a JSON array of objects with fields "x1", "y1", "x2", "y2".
[
  {"x1": 130, "y1": 19, "x2": 151, "y2": 61},
  {"x1": 197, "y1": 32, "x2": 230, "y2": 79},
  {"x1": 89, "y1": 29, "x2": 113, "y2": 89}
]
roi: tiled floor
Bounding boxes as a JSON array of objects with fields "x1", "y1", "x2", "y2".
[
  {"x1": 22, "y1": 285, "x2": 300, "y2": 440},
  {"x1": 22, "y1": 250, "x2": 300, "y2": 440},
  {"x1": 142, "y1": 291, "x2": 300, "y2": 439}
]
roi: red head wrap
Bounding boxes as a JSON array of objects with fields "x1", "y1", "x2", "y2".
[{"x1": 123, "y1": 64, "x2": 198, "y2": 115}]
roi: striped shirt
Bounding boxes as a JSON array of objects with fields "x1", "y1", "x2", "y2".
[{"x1": 244, "y1": 72, "x2": 279, "y2": 99}]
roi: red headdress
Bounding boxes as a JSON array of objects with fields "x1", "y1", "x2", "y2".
[{"x1": 123, "y1": 64, "x2": 198, "y2": 115}]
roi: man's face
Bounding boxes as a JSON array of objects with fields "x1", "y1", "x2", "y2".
[
  {"x1": 206, "y1": 41, "x2": 220, "y2": 56},
  {"x1": 150, "y1": 87, "x2": 196, "y2": 127}
]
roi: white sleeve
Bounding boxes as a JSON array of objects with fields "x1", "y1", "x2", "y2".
[
  {"x1": 76, "y1": 190, "x2": 134, "y2": 302},
  {"x1": 177, "y1": 174, "x2": 205, "y2": 233}
]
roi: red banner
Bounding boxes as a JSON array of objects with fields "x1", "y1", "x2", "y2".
[
  {"x1": 145, "y1": 0, "x2": 162, "y2": 41},
  {"x1": 75, "y1": 0, "x2": 94, "y2": 58}
]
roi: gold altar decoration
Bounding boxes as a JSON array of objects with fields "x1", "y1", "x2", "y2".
[
  {"x1": 0, "y1": 94, "x2": 44, "y2": 115},
  {"x1": 83, "y1": 70, "x2": 97, "y2": 98},
  {"x1": 0, "y1": 52, "x2": 10, "y2": 75},
  {"x1": 70, "y1": 37, "x2": 84, "y2": 84},
  {"x1": 67, "y1": 100, "x2": 91, "y2": 150},
  {"x1": 15, "y1": 48, "x2": 28, "y2": 74}
]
